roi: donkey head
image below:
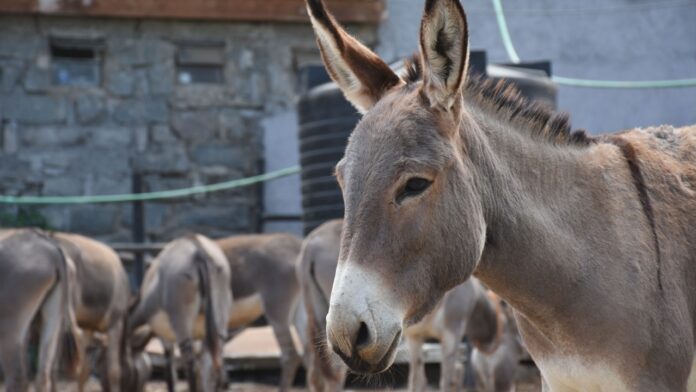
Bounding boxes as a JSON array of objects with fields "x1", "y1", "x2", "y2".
[{"x1": 307, "y1": 0, "x2": 486, "y2": 374}]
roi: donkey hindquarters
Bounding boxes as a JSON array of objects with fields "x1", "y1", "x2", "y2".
[
  {"x1": 54, "y1": 232, "x2": 132, "y2": 392},
  {"x1": 129, "y1": 235, "x2": 232, "y2": 392},
  {"x1": 217, "y1": 233, "x2": 303, "y2": 392},
  {"x1": 0, "y1": 230, "x2": 81, "y2": 392}
]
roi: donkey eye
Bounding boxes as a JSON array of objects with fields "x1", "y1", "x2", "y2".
[{"x1": 397, "y1": 177, "x2": 432, "y2": 203}]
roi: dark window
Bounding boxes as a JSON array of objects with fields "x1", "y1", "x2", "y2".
[
  {"x1": 176, "y1": 43, "x2": 224, "y2": 85},
  {"x1": 50, "y1": 38, "x2": 103, "y2": 86}
]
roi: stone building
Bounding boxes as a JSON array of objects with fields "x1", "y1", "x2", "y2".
[{"x1": 0, "y1": 0, "x2": 382, "y2": 241}]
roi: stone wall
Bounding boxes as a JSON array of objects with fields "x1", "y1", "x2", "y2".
[{"x1": 0, "y1": 15, "x2": 376, "y2": 241}]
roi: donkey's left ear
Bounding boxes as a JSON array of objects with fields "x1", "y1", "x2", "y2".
[
  {"x1": 419, "y1": 0, "x2": 469, "y2": 111},
  {"x1": 306, "y1": 0, "x2": 403, "y2": 113}
]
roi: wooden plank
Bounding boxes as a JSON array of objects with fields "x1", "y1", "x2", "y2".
[{"x1": 0, "y1": 0, "x2": 385, "y2": 23}]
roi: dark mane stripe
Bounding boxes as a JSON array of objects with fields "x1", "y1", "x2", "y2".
[{"x1": 403, "y1": 54, "x2": 593, "y2": 147}]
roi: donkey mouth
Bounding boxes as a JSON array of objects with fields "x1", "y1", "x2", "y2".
[{"x1": 336, "y1": 330, "x2": 402, "y2": 374}]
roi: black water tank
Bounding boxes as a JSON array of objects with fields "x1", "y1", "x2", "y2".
[
  {"x1": 297, "y1": 83, "x2": 360, "y2": 234},
  {"x1": 297, "y1": 57, "x2": 556, "y2": 235}
]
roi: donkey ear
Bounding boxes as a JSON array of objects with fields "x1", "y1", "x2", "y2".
[
  {"x1": 306, "y1": 0, "x2": 403, "y2": 113},
  {"x1": 419, "y1": 0, "x2": 469, "y2": 110}
]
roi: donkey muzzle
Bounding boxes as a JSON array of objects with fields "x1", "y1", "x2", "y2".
[{"x1": 325, "y1": 262, "x2": 403, "y2": 374}]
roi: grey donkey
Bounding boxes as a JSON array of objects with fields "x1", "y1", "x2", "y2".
[
  {"x1": 127, "y1": 234, "x2": 233, "y2": 392},
  {"x1": 0, "y1": 229, "x2": 131, "y2": 392}
]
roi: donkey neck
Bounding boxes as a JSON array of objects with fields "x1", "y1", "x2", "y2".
[{"x1": 464, "y1": 105, "x2": 649, "y2": 334}]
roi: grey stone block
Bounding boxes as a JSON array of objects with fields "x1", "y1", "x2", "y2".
[
  {"x1": 148, "y1": 63, "x2": 174, "y2": 96},
  {"x1": 75, "y1": 95, "x2": 106, "y2": 124},
  {"x1": 0, "y1": 35, "x2": 40, "y2": 59},
  {"x1": 2, "y1": 121, "x2": 19, "y2": 153},
  {"x1": 110, "y1": 39, "x2": 175, "y2": 67},
  {"x1": 178, "y1": 203, "x2": 250, "y2": 231},
  {"x1": 143, "y1": 176, "x2": 192, "y2": 192},
  {"x1": 0, "y1": 61, "x2": 22, "y2": 93},
  {"x1": 91, "y1": 127, "x2": 133, "y2": 147},
  {"x1": 92, "y1": 175, "x2": 130, "y2": 195},
  {"x1": 0, "y1": 94, "x2": 68, "y2": 125},
  {"x1": 134, "y1": 126, "x2": 148, "y2": 152},
  {"x1": 169, "y1": 86, "x2": 234, "y2": 109},
  {"x1": 23, "y1": 66, "x2": 51, "y2": 93},
  {"x1": 20, "y1": 126, "x2": 86, "y2": 147},
  {"x1": 191, "y1": 143, "x2": 250, "y2": 168},
  {"x1": 106, "y1": 70, "x2": 135, "y2": 97},
  {"x1": 0, "y1": 155, "x2": 30, "y2": 181},
  {"x1": 70, "y1": 206, "x2": 118, "y2": 235},
  {"x1": 70, "y1": 148, "x2": 131, "y2": 176},
  {"x1": 133, "y1": 144, "x2": 190, "y2": 174},
  {"x1": 113, "y1": 99, "x2": 169, "y2": 125},
  {"x1": 150, "y1": 124, "x2": 177, "y2": 143},
  {"x1": 43, "y1": 177, "x2": 83, "y2": 196},
  {"x1": 172, "y1": 110, "x2": 217, "y2": 142}
]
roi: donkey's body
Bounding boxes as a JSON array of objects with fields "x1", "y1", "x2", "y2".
[
  {"x1": 53, "y1": 232, "x2": 131, "y2": 392},
  {"x1": 216, "y1": 233, "x2": 303, "y2": 392},
  {"x1": 0, "y1": 229, "x2": 81, "y2": 392},
  {"x1": 297, "y1": 220, "x2": 505, "y2": 392},
  {"x1": 128, "y1": 235, "x2": 232, "y2": 392},
  {"x1": 305, "y1": 0, "x2": 696, "y2": 390}
]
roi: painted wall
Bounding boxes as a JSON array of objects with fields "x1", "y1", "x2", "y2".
[{"x1": 377, "y1": 0, "x2": 696, "y2": 133}]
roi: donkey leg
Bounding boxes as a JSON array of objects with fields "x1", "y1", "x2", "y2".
[
  {"x1": 77, "y1": 331, "x2": 94, "y2": 392},
  {"x1": 103, "y1": 322, "x2": 123, "y2": 392},
  {"x1": 439, "y1": 331, "x2": 462, "y2": 392},
  {"x1": 163, "y1": 341, "x2": 178, "y2": 392},
  {"x1": 0, "y1": 330, "x2": 30, "y2": 392},
  {"x1": 305, "y1": 338, "x2": 325, "y2": 392},
  {"x1": 199, "y1": 347, "x2": 225, "y2": 392},
  {"x1": 269, "y1": 320, "x2": 301, "y2": 392},
  {"x1": 35, "y1": 285, "x2": 64, "y2": 392},
  {"x1": 406, "y1": 336, "x2": 427, "y2": 392},
  {"x1": 180, "y1": 339, "x2": 200, "y2": 392}
]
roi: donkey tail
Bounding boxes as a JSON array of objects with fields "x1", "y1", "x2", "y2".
[
  {"x1": 191, "y1": 236, "x2": 223, "y2": 370},
  {"x1": 48, "y1": 234, "x2": 83, "y2": 378}
]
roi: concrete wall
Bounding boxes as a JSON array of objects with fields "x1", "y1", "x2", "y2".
[
  {"x1": 0, "y1": 15, "x2": 376, "y2": 241},
  {"x1": 377, "y1": 0, "x2": 696, "y2": 133}
]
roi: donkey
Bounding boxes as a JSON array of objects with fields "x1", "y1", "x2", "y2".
[
  {"x1": 306, "y1": 0, "x2": 696, "y2": 390},
  {"x1": 0, "y1": 229, "x2": 81, "y2": 392},
  {"x1": 471, "y1": 298, "x2": 526, "y2": 392},
  {"x1": 127, "y1": 234, "x2": 232, "y2": 392},
  {"x1": 297, "y1": 219, "x2": 505, "y2": 392},
  {"x1": 215, "y1": 233, "x2": 303, "y2": 392},
  {"x1": 0, "y1": 230, "x2": 130, "y2": 392},
  {"x1": 53, "y1": 232, "x2": 132, "y2": 392}
]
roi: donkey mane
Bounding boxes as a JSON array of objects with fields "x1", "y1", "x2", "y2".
[{"x1": 403, "y1": 55, "x2": 593, "y2": 147}]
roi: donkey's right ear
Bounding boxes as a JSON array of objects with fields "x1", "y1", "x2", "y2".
[
  {"x1": 419, "y1": 0, "x2": 469, "y2": 111},
  {"x1": 306, "y1": 0, "x2": 403, "y2": 113}
]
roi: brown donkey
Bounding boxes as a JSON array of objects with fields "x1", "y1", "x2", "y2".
[
  {"x1": 306, "y1": 0, "x2": 696, "y2": 390},
  {"x1": 216, "y1": 233, "x2": 303, "y2": 392}
]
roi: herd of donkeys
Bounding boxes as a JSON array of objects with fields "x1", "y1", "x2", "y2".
[{"x1": 0, "y1": 221, "x2": 524, "y2": 392}]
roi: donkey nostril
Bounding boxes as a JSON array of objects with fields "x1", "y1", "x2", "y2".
[{"x1": 355, "y1": 321, "x2": 370, "y2": 349}]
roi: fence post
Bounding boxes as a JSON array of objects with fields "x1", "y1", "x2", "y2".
[{"x1": 132, "y1": 172, "x2": 145, "y2": 288}]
